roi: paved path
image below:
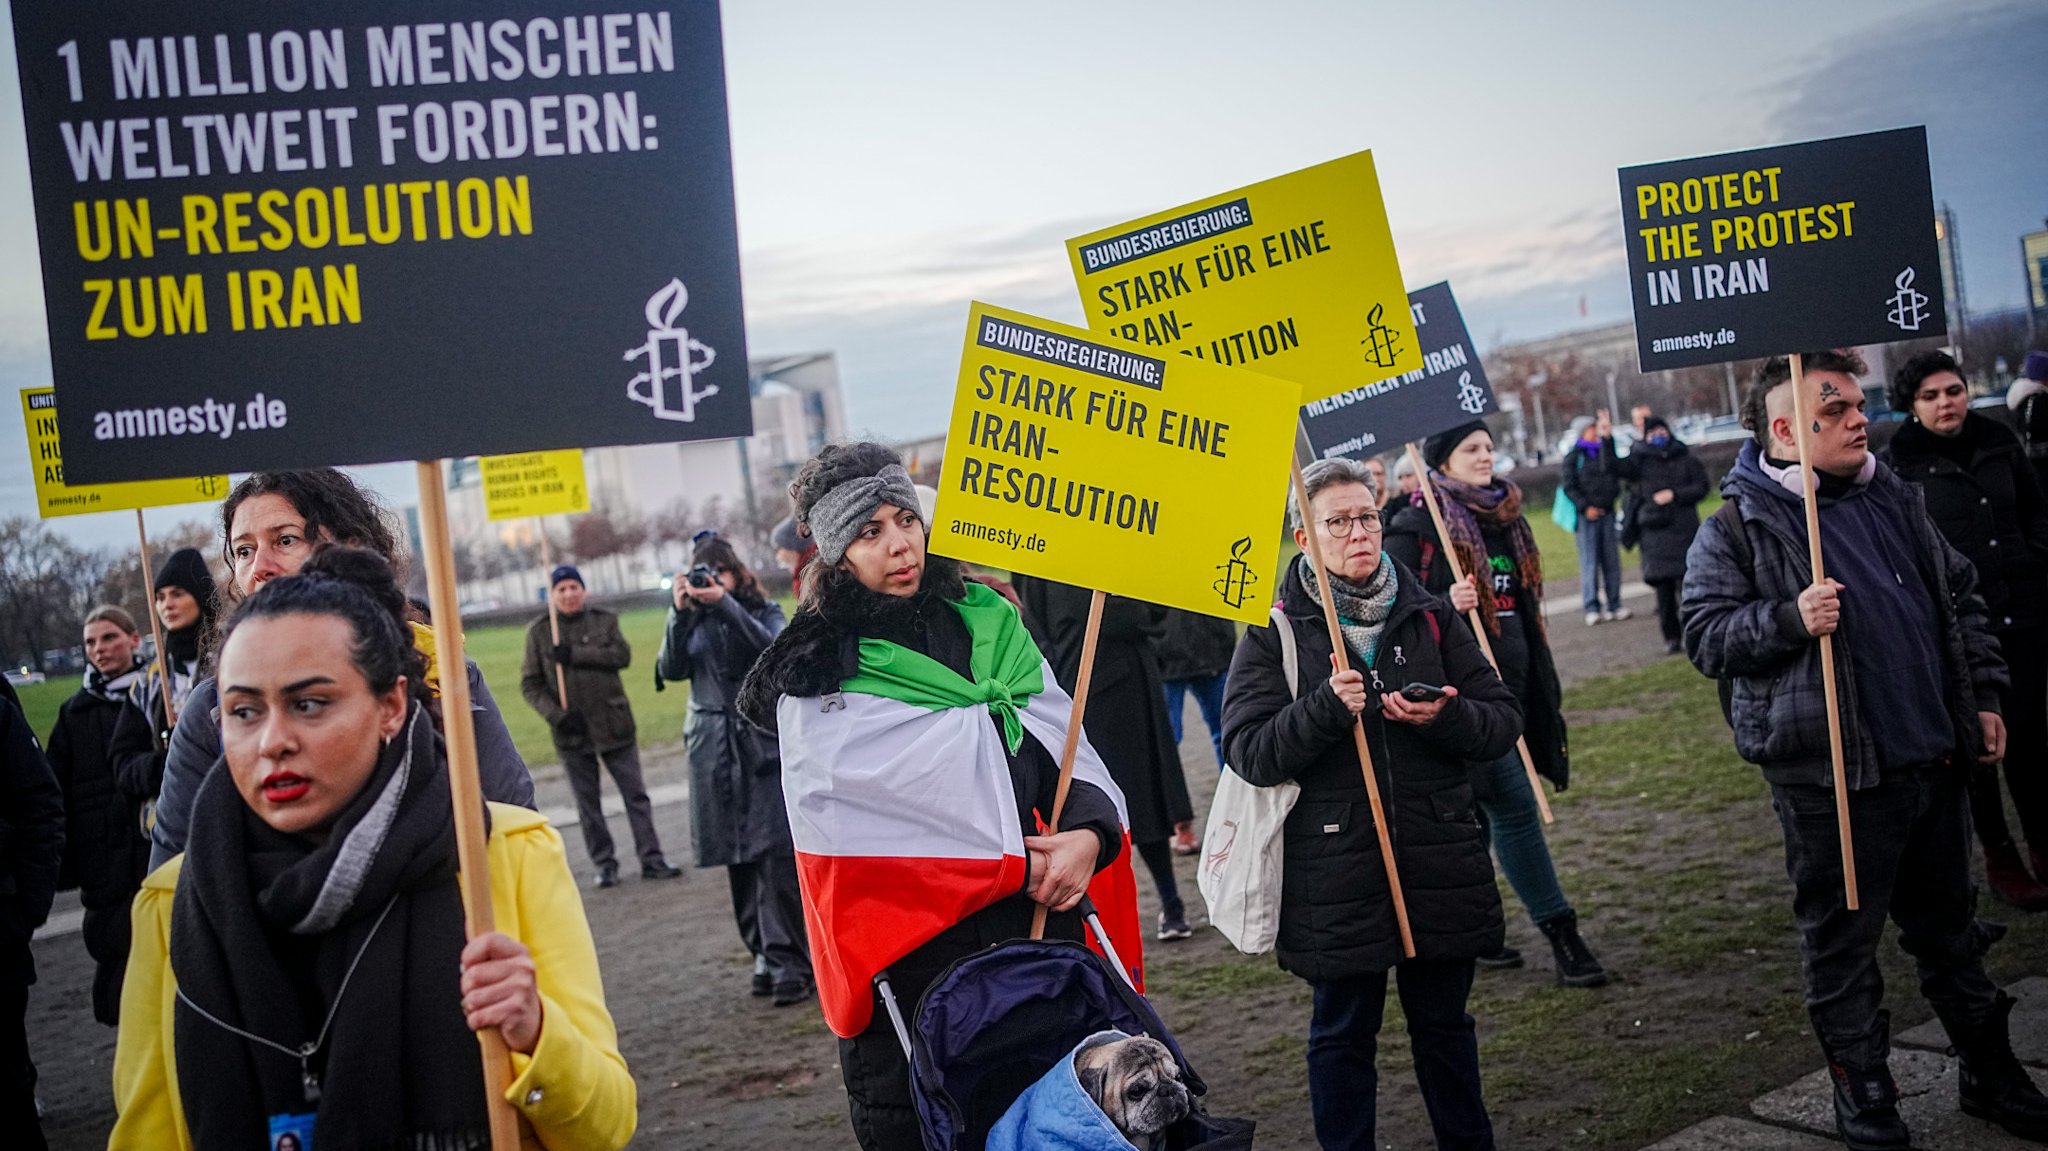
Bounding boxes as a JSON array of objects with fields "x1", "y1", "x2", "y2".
[{"x1": 1642, "y1": 977, "x2": 2048, "y2": 1149}]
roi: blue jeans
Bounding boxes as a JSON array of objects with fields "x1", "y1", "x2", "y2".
[
  {"x1": 1162, "y1": 672, "x2": 1227, "y2": 769},
  {"x1": 1575, "y1": 512, "x2": 1623, "y2": 613},
  {"x1": 1307, "y1": 960, "x2": 1494, "y2": 1151},
  {"x1": 1476, "y1": 751, "x2": 1571, "y2": 925}
]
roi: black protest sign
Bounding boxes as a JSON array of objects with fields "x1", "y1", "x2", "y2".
[
  {"x1": 1618, "y1": 126, "x2": 1943, "y2": 372},
  {"x1": 1297, "y1": 281, "x2": 1493, "y2": 461},
  {"x1": 11, "y1": 1, "x2": 748, "y2": 484}
]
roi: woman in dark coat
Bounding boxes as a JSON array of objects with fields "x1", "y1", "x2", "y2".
[
  {"x1": 1618, "y1": 416, "x2": 1711, "y2": 652},
  {"x1": 1884, "y1": 350, "x2": 2048, "y2": 909},
  {"x1": 1383, "y1": 421, "x2": 1607, "y2": 988},
  {"x1": 655, "y1": 533, "x2": 812, "y2": 1002},
  {"x1": 1014, "y1": 576, "x2": 1197, "y2": 939},
  {"x1": 45, "y1": 606, "x2": 156, "y2": 1026},
  {"x1": 1223, "y1": 457, "x2": 1520, "y2": 1151}
]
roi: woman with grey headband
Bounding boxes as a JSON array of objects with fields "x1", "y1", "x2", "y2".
[{"x1": 739, "y1": 442, "x2": 1131, "y2": 1150}]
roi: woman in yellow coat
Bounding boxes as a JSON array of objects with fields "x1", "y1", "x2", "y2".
[{"x1": 110, "y1": 546, "x2": 635, "y2": 1151}]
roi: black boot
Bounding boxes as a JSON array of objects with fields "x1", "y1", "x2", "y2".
[
  {"x1": 1956, "y1": 992, "x2": 2048, "y2": 1141},
  {"x1": 1535, "y1": 910, "x2": 1608, "y2": 987},
  {"x1": 1828, "y1": 1054, "x2": 1911, "y2": 1150}
]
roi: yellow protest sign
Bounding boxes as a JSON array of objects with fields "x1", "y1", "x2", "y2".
[
  {"x1": 481, "y1": 450, "x2": 590, "y2": 521},
  {"x1": 1067, "y1": 151, "x2": 1419, "y2": 403},
  {"x1": 20, "y1": 388, "x2": 227, "y2": 518},
  {"x1": 931, "y1": 303, "x2": 1300, "y2": 624}
]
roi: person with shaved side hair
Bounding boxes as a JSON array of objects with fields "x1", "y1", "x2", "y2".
[{"x1": 1684, "y1": 351, "x2": 2048, "y2": 1147}]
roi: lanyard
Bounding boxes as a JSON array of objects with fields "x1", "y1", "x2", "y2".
[{"x1": 176, "y1": 894, "x2": 399, "y2": 1106}]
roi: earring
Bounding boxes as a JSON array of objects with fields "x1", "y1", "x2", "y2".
[{"x1": 382, "y1": 732, "x2": 394, "y2": 750}]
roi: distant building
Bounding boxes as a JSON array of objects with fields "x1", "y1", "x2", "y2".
[
  {"x1": 1935, "y1": 205, "x2": 1967, "y2": 351},
  {"x1": 433, "y1": 352, "x2": 848, "y2": 603}
]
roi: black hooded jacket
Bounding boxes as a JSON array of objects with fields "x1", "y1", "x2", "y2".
[
  {"x1": 1883, "y1": 412, "x2": 2048, "y2": 632},
  {"x1": 1221, "y1": 557, "x2": 1518, "y2": 979}
]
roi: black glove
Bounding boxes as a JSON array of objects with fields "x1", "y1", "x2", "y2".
[
  {"x1": 551, "y1": 642, "x2": 574, "y2": 668},
  {"x1": 554, "y1": 712, "x2": 590, "y2": 739}
]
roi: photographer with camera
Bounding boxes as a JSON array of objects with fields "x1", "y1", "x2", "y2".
[
  {"x1": 522, "y1": 565, "x2": 681, "y2": 889},
  {"x1": 656, "y1": 534, "x2": 813, "y2": 1005}
]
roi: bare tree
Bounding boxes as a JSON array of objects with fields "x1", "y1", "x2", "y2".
[{"x1": 0, "y1": 517, "x2": 111, "y2": 671}]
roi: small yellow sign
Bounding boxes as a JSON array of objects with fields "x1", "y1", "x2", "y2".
[
  {"x1": 20, "y1": 389, "x2": 228, "y2": 518},
  {"x1": 1067, "y1": 150, "x2": 1419, "y2": 404},
  {"x1": 931, "y1": 303, "x2": 1300, "y2": 624},
  {"x1": 480, "y1": 450, "x2": 589, "y2": 521}
]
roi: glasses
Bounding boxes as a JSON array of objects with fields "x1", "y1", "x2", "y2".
[
  {"x1": 691, "y1": 528, "x2": 720, "y2": 544},
  {"x1": 1320, "y1": 512, "x2": 1382, "y2": 538}
]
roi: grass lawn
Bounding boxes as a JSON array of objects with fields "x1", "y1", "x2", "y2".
[
  {"x1": 463, "y1": 604, "x2": 694, "y2": 768},
  {"x1": 1149, "y1": 653, "x2": 2048, "y2": 1149},
  {"x1": 15, "y1": 677, "x2": 77, "y2": 747}
]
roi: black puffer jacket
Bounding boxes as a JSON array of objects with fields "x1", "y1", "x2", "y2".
[
  {"x1": 1222, "y1": 557, "x2": 1519, "y2": 980},
  {"x1": 46, "y1": 674, "x2": 156, "y2": 1024},
  {"x1": 47, "y1": 675, "x2": 154, "y2": 906},
  {"x1": 1618, "y1": 437, "x2": 1712, "y2": 583},
  {"x1": 1561, "y1": 436, "x2": 1623, "y2": 513},
  {"x1": 0, "y1": 685, "x2": 65, "y2": 986},
  {"x1": 1883, "y1": 413, "x2": 2048, "y2": 632}
]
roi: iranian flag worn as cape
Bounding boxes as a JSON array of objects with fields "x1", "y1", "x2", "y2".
[{"x1": 777, "y1": 581, "x2": 1145, "y2": 1038}]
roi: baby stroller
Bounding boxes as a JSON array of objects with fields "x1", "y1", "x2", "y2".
[{"x1": 875, "y1": 897, "x2": 1255, "y2": 1151}]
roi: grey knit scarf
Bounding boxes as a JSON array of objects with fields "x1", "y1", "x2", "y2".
[{"x1": 1297, "y1": 554, "x2": 1399, "y2": 665}]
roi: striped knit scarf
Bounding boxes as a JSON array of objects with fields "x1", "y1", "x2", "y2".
[
  {"x1": 1422, "y1": 474, "x2": 1544, "y2": 639},
  {"x1": 1297, "y1": 554, "x2": 1399, "y2": 665}
]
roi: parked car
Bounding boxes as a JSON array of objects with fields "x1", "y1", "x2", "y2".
[{"x1": 5, "y1": 667, "x2": 47, "y2": 686}]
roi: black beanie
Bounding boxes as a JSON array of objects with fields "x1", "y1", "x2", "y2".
[
  {"x1": 154, "y1": 548, "x2": 216, "y2": 620},
  {"x1": 1422, "y1": 420, "x2": 1491, "y2": 471}
]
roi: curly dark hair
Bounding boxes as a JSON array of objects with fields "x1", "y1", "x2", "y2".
[
  {"x1": 1742, "y1": 349, "x2": 1868, "y2": 446},
  {"x1": 219, "y1": 470, "x2": 402, "y2": 596},
  {"x1": 220, "y1": 544, "x2": 427, "y2": 700},
  {"x1": 1889, "y1": 350, "x2": 1965, "y2": 415},
  {"x1": 787, "y1": 441, "x2": 905, "y2": 528},
  {"x1": 691, "y1": 535, "x2": 768, "y2": 611}
]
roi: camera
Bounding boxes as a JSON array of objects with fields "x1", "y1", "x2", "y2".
[{"x1": 686, "y1": 564, "x2": 716, "y2": 589}]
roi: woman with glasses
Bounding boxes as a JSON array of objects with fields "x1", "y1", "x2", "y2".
[
  {"x1": 1884, "y1": 351, "x2": 2048, "y2": 909},
  {"x1": 655, "y1": 532, "x2": 814, "y2": 1003},
  {"x1": 1383, "y1": 421, "x2": 1608, "y2": 988},
  {"x1": 148, "y1": 470, "x2": 536, "y2": 872},
  {"x1": 1222, "y1": 456, "x2": 1521, "y2": 1151}
]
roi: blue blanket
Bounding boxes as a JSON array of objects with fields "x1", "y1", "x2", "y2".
[{"x1": 986, "y1": 1030, "x2": 1140, "y2": 1151}]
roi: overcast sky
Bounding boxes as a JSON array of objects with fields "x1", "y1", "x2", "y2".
[{"x1": 4, "y1": 0, "x2": 2043, "y2": 551}]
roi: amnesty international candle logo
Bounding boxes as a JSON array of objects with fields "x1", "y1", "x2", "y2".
[
  {"x1": 625, "y1": 279, "x2": 719, "y2": 423},
  {"x1": 1214, "y1": 537, "x2": 1259, "y2": 609},
  {"x1": 1359, "y1": 302, "x2": 1403, "y2": 370},
  {"x1": 1886, "y1": 268, "x2": 1930, "y2": 332},
  {"x1": 1456, "y1": 371, "x2": 1487, "y2": 416},
  {"x1": 11, "y1": 1, "x2": 752, "y2": 483}
]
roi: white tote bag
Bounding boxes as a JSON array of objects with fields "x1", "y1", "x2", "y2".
[{"x1": 1198, "y1": 607, "x2": 1302, "y2": 955}]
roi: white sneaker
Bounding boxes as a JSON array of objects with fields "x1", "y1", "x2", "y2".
[
  {"x1": 1585, "y1": 612, "x2": 1602, "y2": 627},
  {"x1": 1610, "y1": 607, "x2": 1634, "y2": 621}
]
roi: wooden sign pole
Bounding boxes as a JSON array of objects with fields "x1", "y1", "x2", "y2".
[
  {"x1": 536, "y1": 519, "x2": 570, "y2": 710},
  {"x1": 415, "y1": 461, "x2": 523, "y2": 1148},
  {"x1": 1403, "y1": 444, "x2": 1554, "y2": 824},
  {"x1": 1785, "y1": 355, "x2": 1859, "y2": 910},
  {"x1": 1290, "y1": 452, "x2": 1416, "y2": 957},
  {"x1": 1031, "y1": 588, "x2": 1107, "y2": 941},
  {"x1": 133, "y1": 509, "x2": 178, "y2": 733}
]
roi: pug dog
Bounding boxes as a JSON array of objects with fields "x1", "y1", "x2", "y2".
[{"x1": 1072, "y1": 1032, "x2": 1191, "y2": 1149}]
